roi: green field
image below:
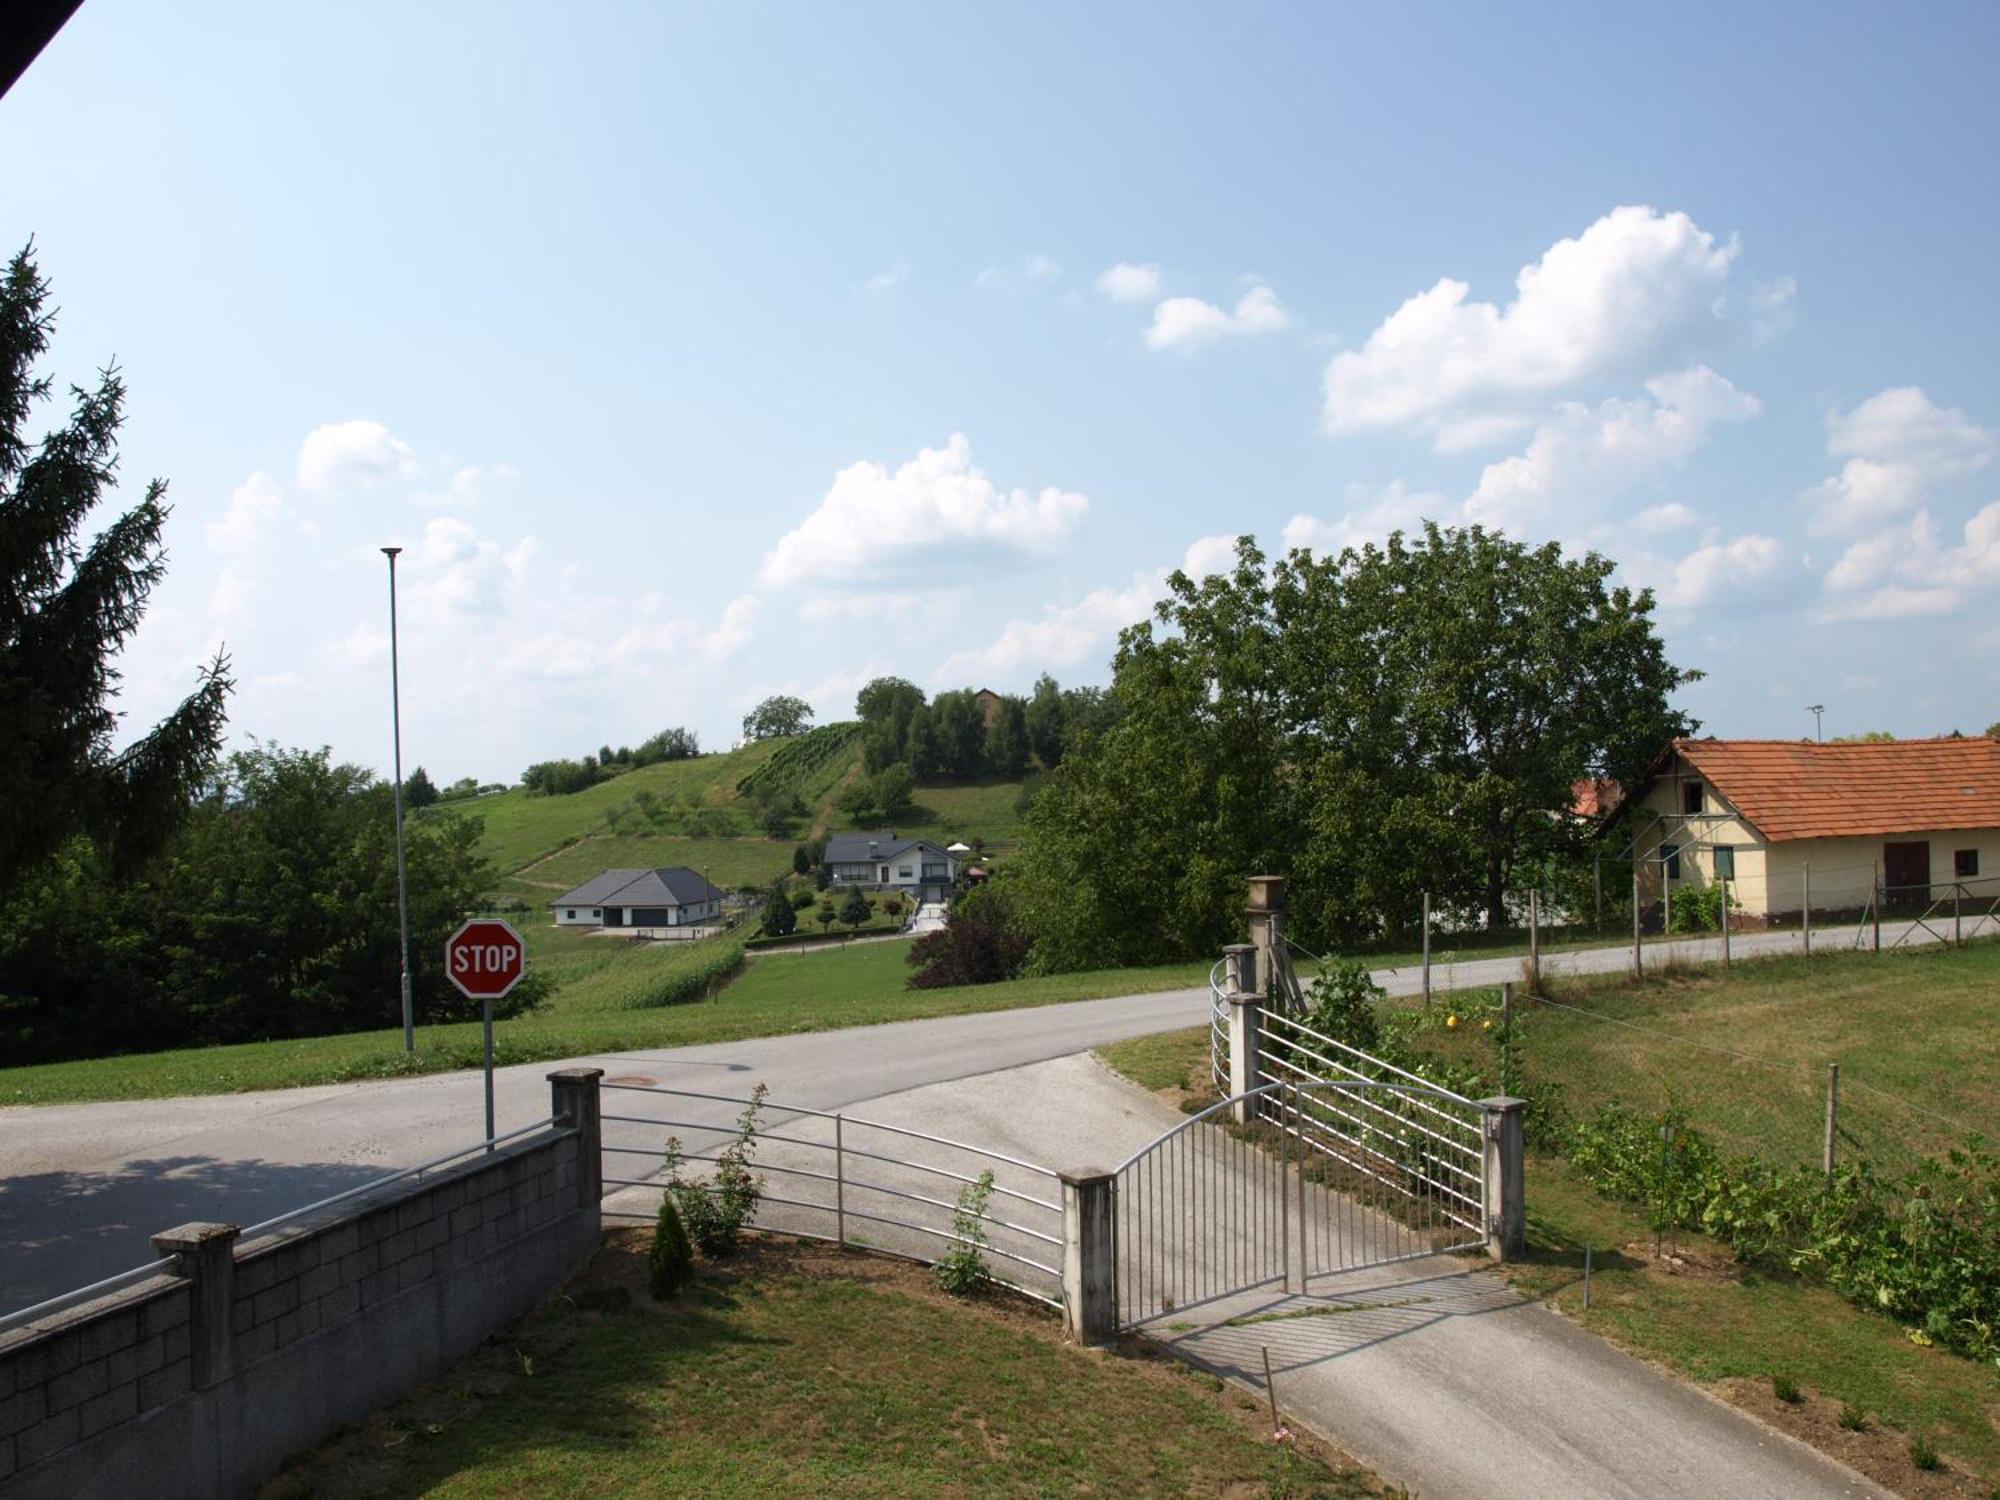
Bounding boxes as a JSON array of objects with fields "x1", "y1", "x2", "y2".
[
  {"x1": 0, "y1": 933, "x2": 1208, "y2": 1107},
  {"x1": 265, "y1": 1233, "x2": 1381, "y2": 1499},
  {"x1": 889, "y1": 778, "x2": 1033, "y2": 845},
  {"x1": 499, "y1": 833, "x2": 798, "y2": 903}
]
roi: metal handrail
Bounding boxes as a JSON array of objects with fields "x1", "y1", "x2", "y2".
[
  {"x1": 599, "y1": 1082, "x2": 1059, "y2": 1180},
  {"x1": 0, "y1": 1258, "x2": 178, "y2": 1336},
  {"x1": 598, "y1": 1116, "x2": 1059, "y2": 1213},
  {"x1": 240, "y1": 1118, "x2": 562, "y2": 1239}
]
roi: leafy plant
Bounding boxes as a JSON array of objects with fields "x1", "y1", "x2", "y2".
[
  {"x1": 1837, "y1": 1403, "x2": 1868, "y2": 1433},
  {"x1": 1668, "y1": 882, "x2": 1736, "y2": 933},
  {"x1": 660, "y1": 1084, "x2": 767, "y2": 1257},
  {"x1": 935, "y1": 1170, "x2": 996, "y2": 1294},
  {"x1": 1909, "y1": 1434, "x2": 1940, "y2": 1471},
  {"x1": 648, "y1": 1194, "x2": 694, "y2": 1298},
  {"x1": 1300, "y1": 958, "x2": 1383, "y2": 1052},
  {"x1": 1770, "y1": 1373, "x2": 1801, "y2": 1404}
]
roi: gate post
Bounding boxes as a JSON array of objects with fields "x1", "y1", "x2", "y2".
[
  {"x1": 150, "y1": 1221, "x2": 240, "y2": 1389},
  {"x1": 1226, "y1": 989, "x2": 1262, "y2": 1123},
  {"x1": 1247, "y1": 876, "x2": 1286, "y2": 1005},
  {"x1": 1478, "y1": 1097, "x2": 1527, "y2": 1262},
  {"x1": 1222, "y1": 942, "x2": 1257, "y2": 996},
  {"x1": 1060, "y1": 1169, "x2": 1117, "y2": 1346}
]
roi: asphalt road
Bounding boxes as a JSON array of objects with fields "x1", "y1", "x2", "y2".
[{"x1": 0, "y1": 914, "x2": 1954, "y2": 1314}]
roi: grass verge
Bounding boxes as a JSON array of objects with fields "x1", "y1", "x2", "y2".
[
  {"x1": 260, "y1": 1231, "x2": 1388, "y2": 1499},
  {"x1": 1, "y1": 936, "x2": 1207, "y2": 1107}
]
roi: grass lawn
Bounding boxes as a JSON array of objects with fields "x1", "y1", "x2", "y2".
[
  {"x1": 895, "y1": 778, "x2": 1033, "y2": 844},
  {"x1": 500, "y1": 832, "x2": 796, "y2": 900},
  {"x1": 0, "y1": 934, "x2": 1209, "y2": 1107},
  {"x1": 263, "y1": 1232, "x2": 1384, "y2": 1499}
]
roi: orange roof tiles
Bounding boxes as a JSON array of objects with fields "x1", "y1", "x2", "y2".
[{"x1": 1673, "y1": 737, "x2": 2000, "y2": 842}]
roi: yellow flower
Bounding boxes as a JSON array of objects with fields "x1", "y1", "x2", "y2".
[
  {"x1": 1445, "y1": 1014, "x2": 1459, "y2": 1030},
  {"x1": 1481, "y1": 1019, "x2": 1493, "y2": 1032}
]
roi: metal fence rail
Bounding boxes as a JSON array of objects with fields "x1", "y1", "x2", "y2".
[{"x1": 598, "y1": 1082, "x2": 1064, "y2": 1307}]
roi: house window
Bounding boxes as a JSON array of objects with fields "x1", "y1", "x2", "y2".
[
  {"x1": 566, "y1": 909, "x2": 576, "y2": 919},
  {"x1": 898, "y1": 865, "x2": 914, "y2": 878},
  {"x1": 592, "y1": 909, "x2": 602, "y2": 919},
  {"x1": 1714, "y1": 846, "x2": 1735, "y2": 879},
  {"x1": 1682, "y1": 781, "x2": 1703, "y2": 815},
  {"x1": 1662, "y1": 842, "x2": 1681, "y2": 880},
  {"x1": 1957, "y1": 849, "x2": 1980, "y2": 878}
]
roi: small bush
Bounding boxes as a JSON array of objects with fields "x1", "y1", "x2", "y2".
[
  {"x1": 935, "y1": 1170, "x2": 995, "y2": 1294},
  {"x1": 1770, "y1": 1373, "x2": 1801, "y2": 1404},
  {"x1": 648, "y1": 1195, "x2": 694, "y2": 1298},
  {"x1": 1299, "y1": 958, "x2": 1384, "y2": 1052},
  {"x1": 790, "y1": 888, "x2": 817, "y2": 910},
  {"x1": 1909, "y1": 1435, "x2": 1940, "y2": 1471},
  {"x1": 661, "y1": 1085, "x2": 767, "y2": 1257},
  {"x1": 1837, "y1": 1403, "x2": 1869, "y2": 1432},
  {"x1": 907, "y1": 884, "x2": 1030, "y2": 989}
]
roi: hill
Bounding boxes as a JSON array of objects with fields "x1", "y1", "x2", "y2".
[{"x1": 456, "y1": 725, "x2": 1033, "y2": 909}]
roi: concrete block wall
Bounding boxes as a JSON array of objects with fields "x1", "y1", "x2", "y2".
[{"x1": 0, "y1": 1069, "x2": 603, "y2": 1500}]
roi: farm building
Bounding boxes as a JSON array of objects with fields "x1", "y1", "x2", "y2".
[
  {"x1": 550, "y1": 868, "x2": 727, "y2": 929},
  {"x1": 1611, "y1": 737, "x2": 2000, "y2": 922},
  {"x1": 824, "y1": 831, "x2": 958, "y2": 902}
]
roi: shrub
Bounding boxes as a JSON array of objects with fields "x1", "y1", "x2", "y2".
[
  {"x1": 1300, "y1": 958, "x2": 1384, "y2": 1052},
  {"x1": 1770, "y1": 1374, "x2": 1801, "y2": 1404},
  {"x1": 1909, "y1": 1435, "x2": 1940, "y2": 1471},
  {"x1": 760, "y1": 881, "x2": 797, "y2": 938},
  {"x1": 1668, "y1": 882, "x2": 1736, "y2": 933},
  {"x1": 935, "y1": 1171, "x2": 995, "y2": 1294},
  {"x1": 790, "y1": 888, "x2": 817, "y2": 910},
  {"x1": 1837, "y1": 1403, "x2": 1868, "y2": 1433},
  {"x1": 906, "y1": 885, "x2": 1030, "y2": 989},
  {"x1": 648, "y1": 1194, "x2": 694, "y2": 1298},
  {"x1": 660, "y1": 1084, "x2": 767, "y2": 1257},
  {"x1": 839, "y1": 885, "x2": 872, "y2": 930}
]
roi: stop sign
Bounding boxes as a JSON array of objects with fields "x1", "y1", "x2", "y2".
[{"x1": 445, "y1": 918, "x2": 526, "y2": 1000}]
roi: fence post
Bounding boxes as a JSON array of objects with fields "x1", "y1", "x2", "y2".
[
  {"x1": 1593, "y1": 855, "x2": 1602, "y2": 936},
  {"x1": 1632, "y1": 869, "x2": 1643, "y2": 976},
  {"x1": 1498, "y1": 982, "x2": 1514, "y2": 1096},
  {"x1": 1226, "y1": 989, "x2": 1263, "y2": 1125},
  {"x1": 1823, "y1": 1064, "x2": 1839, "y2": 1177},
  {"x1": 1478, "y1": 1097, "x2": 1527, "y2": 1261},
  {"x1": 1720, "y1": 872, "x2": 1731, "y2": 966},
  {"x1": 1803, "y1": 862, "x2": 1812, "y2": 956},
  {"x1": 1954, "y1": 882, "x2": 1962, "y2": 947},
  {"x1": 548, "y1": 1067, "x2": 604, "y2": 1210},
  {"x1": 150, "y1": 1221, "x2": 240, "y2": 1389},
  {"x1": 1872, "y1": 863, "x2": 1881, "y2": 953},
  {"x1": 1421, "y1": 890, "x2": 1432, "y2": 1008},
  {"x1": 1528, "y1": 890, "x2": 1540, "y2": 990},
  {"x1": 835, "y1": 1113, "x2": 846, "y2": 1246},
  {"x1": 1247, "y1": 876, "x2": 1286, "y2": 1008},
  {"x1": 1059, "y1": 1170, "x2": 1117, "y2": 1345},
  {"x1": 1223, "y1": 942, "x2": 1257, "y2": 997}
]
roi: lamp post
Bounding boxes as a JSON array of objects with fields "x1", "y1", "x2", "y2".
[
  {"x1": 1807, "y1": 704, "x2": 1824, "y2": 743},
  {"x1": 382, "y1": 546, "x2": 414, "y2": 1052}
]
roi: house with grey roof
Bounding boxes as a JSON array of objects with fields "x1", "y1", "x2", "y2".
[
  {"x1": 823, "y1": 830, "x2": 957, "y2": 902},
  {"x1": 550, "y1": 867, "x2": 728, "y2": 930}
]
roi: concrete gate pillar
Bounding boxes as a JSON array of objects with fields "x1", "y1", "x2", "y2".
[
  {"x1": 1060, "y1": 1169, "x2": 1117, "y2": 1346},
  {"x1": 1246, "y1": 876, "x2": 1286, "y2": 1007},
  {"x1": 1225, "y1": 990, "x2": 1263, "y2": 1123},
  {"x1": 150, "y1": 1221, "x2": 241, "y2": 1388},
  {"x1": 1478, "y1": 1097, "x2": 1527, "y2": 1261}
]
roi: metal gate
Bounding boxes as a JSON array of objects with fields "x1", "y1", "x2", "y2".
[{"x1": 1112, "y1": 1077, "x2": 1487, "y2": 1329}]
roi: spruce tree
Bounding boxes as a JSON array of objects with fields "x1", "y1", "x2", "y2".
[{"x1": 0, "y1": 244, "x2": 230, "y2": 891}]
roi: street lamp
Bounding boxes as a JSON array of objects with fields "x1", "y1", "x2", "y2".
[
  {"x1": 382, "y1": 546, "x2": 414, "y2": 1052},
  {"x1": 1807, "y1": 704, "x2": 1825, "y2": 743}
]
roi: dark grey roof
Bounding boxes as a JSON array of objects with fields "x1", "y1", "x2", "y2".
[
  {"x1": 550, "y1": 867, "x2": 726, "y2": 908},
  {"x1": 823, "y1": 831, "x2": 954, "y2": 865}
]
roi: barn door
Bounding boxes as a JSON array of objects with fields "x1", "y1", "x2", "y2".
[{"x1": 1882, "y1": 841, "x2": 1930, "y2": 911}]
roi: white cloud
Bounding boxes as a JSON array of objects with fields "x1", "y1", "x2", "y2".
[
  {"x1": 297, "y1": 420, "x2": 416, "y2": 492},
  {"x1": 702, "y1": 594, "x2": 760, "y2": 659},
  {"x1": 1464, "y1": 366, "x2": 1759, "y2": 534},
  {"x1": 206, "y1": 471, "x2": 283, "y2": 553},
  {"x1": 1321, "y1": 206, "x2": 1740, "y2": 446},
  {"x1": 758, "y1": 434, "x2": 1088, "y2": 590},
  {"x1": 1145, "y1": 285, "x2": 1289, "y2": 352},
  {"x1": 857, "y1": 259, "x2": 911, "y2": 299},
  {"x1": 1634, "y1": 502, "x2": 1699, "y2": 535},
  {"x1": 800, "y1": 592, "x2": 922, "y2": 622},
  {"x1": 1282, "y1": 481, "x2": 1446, "y2": 555},
  {"x1": 411, "y1": 463, "x2": 517, "y2": 512},
  {"x1": 1817, "y1": 502, "x2": 2000, "y2": 619},
  {"x1": 1748, "y1": 275, "x2": 1797, "y2": 345},
  {"x1": 1180, "y1": 533, "x2": 1240, "y2": 579},
  {"x1": 1096, "y1": 261, "x2": 1163, "y2": 303},
  {"x1": 1648, "y1": 533, "x2": 1785, "y2": 608},
  {"x1": 975, "y1": 254, "x2": 1061, "y2": 293},
  {"x1": 1804, "y1": 387, "x2": 1994, "y2": 536}
]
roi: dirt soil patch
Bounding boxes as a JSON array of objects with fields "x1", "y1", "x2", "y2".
[{"x1": 1719, "y1": 1378, "x2": 1995, "y2": 1499}]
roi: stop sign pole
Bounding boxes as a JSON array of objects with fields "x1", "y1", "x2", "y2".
[{"x1": 445, "y1": 918, "x2": 527, "y2": 1150}]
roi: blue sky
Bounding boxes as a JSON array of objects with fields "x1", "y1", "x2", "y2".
[{"x1": 3, "y1": 2, "x2": 1995, "y2": 782}]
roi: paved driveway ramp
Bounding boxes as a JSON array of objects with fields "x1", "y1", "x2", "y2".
[{"x1": 737, "y1": 1053, "x2": 1889, "y2": 1500}]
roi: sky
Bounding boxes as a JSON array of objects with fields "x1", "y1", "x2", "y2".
[{"x1": 2, "y1": 2, "x2": 1996, "y2": 783}]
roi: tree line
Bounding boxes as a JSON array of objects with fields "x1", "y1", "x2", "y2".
[{"x1": 520, "y1": 725, "x2": 702, "y2": 797}]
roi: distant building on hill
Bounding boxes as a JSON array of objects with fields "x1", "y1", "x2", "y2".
[
  {"x1": 973, "y1": 688, "x2": 1004, "y2": 728},
  {"x1": 550, "y1": 868, "x2": 727, "y2": 929},
  {"x1": 1608, "y1": 737, "x2": 2000, "y2": 923},
  {"x1": 824, "y1": 831, "x2": 958, "y2": 902}
]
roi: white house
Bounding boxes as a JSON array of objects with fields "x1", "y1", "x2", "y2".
[
  {"x1": 823, "y1": 831, "x2": 958, "y2": 902},
  {"x1": 1611, "y1": 737, "x2": 2000, "y2": 921},
  {"x1": 550, "y1": 868, "x2": 727, "y2": 929}
]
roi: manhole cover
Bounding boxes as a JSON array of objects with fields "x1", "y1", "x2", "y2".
[{"x1": 604, "y1": 1075, "x2": 657, "y2": 1087}]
